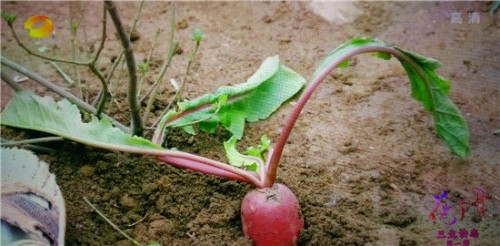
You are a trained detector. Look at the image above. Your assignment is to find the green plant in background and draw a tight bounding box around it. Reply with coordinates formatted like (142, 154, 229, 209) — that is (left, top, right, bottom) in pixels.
(1, 10, 17, 26)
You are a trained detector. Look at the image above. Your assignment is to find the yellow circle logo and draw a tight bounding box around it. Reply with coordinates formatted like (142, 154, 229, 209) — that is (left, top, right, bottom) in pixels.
(24, 15, 53, 38)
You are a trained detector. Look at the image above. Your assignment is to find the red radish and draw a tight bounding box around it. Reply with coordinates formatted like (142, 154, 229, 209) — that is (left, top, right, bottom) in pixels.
(153, 39, 467, 245)
(241, 183, 303, 245)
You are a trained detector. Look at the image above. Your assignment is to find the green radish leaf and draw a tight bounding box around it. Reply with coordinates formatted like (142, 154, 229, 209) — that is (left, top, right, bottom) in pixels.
(313, 37, 469, 159)
(224, 134, 270, 172)
(338, 60, 349, 68)
(182, 125, 196, 135)
(156, 56, 306, 139)
(0, 92, 164, 153)
(223, 136, 259, 171)
(374, 52, 391, 60)
(396, 48, 469, 158)
(245, 134, 271, 161)
(313, 37, 387, 79)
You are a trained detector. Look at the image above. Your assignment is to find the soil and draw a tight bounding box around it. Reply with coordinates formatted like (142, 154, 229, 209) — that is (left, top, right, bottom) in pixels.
(1, 1, 499, 245)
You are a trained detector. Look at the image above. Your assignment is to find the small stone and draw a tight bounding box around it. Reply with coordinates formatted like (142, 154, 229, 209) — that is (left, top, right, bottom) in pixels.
(142, 182, 158, 193)
(177, 19, 188, 29)
(79, 165, 95, 177)
(96, 161, 109, 172)
(471, 214, 482, 223)
(262, 15, 272, 23)
(101, 193, 111, 202)
(381, 206, 416, 227)
(120, 194, 138, 209)
(149, 218, 174, 236)
(130, 30, 140, 42)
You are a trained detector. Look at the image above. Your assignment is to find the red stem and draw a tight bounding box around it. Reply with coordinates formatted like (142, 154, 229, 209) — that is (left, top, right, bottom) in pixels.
(157, 155, 257, 183)
(154, 151, 263, 187)
(263, 45, 421, 187)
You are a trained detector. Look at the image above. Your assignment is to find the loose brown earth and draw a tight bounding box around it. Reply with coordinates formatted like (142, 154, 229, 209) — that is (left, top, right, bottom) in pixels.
(1, 1, 499, 245)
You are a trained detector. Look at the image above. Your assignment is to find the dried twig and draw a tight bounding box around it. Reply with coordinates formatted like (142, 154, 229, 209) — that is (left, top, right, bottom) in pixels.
(105, 0, 143, 136)
(152, 28, 203, 128)
(1, 70, 23, 92)
(83, 197, 144, 246)
(0, 138, 53, 153)
(142, 4, 177, 125)
(91, 50, 124, 107)
(0, 136, 64, 147)
(50, 62, 75, 85)
(137, 27, 161, 98)
(92, 0, 145, 108)
(7, 21, 88, 66)
(69, 3, 82, 98)
(78, 1, 91, 59)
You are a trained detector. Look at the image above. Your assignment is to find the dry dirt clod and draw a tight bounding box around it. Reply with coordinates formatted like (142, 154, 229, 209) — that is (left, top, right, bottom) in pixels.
(177, 19, 189, 29)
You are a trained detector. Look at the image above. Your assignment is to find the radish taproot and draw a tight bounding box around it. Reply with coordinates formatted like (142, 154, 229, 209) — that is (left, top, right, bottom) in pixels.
(241, 184, 303, 245)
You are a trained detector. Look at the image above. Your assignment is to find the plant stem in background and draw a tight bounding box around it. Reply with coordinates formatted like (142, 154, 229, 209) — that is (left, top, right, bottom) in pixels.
(77, 1, 92, 102)
(7, 21, 87, 66)
(130, 1, 145, 36)
(4, 4, 110, 118)
(137, 27, 161, 98)
(89, 65, 110, 117)
(78, 1, 91, 59)
(92, 0, 144, 108)
(0, 136, 63, 147)
(142, 4, 176, 125)
(110, 61, 126, 100)
(69, 2, 83, 98)
(105, 0, 143, 136)
(0, 70, 23, 92)
(174, 28, 204, 104)
(0, 56, 131, 133)
(83, 197, 144, 246)
(0, 137, 54, 153)
(151, 28, 203, 128)
(92, 50, 124, 107)
(50, 62, 76, 85)
(89, 5, 109, 117)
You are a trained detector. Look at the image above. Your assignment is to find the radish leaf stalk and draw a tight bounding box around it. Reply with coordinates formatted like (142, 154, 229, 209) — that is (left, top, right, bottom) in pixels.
(264, 37, 469, 187)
